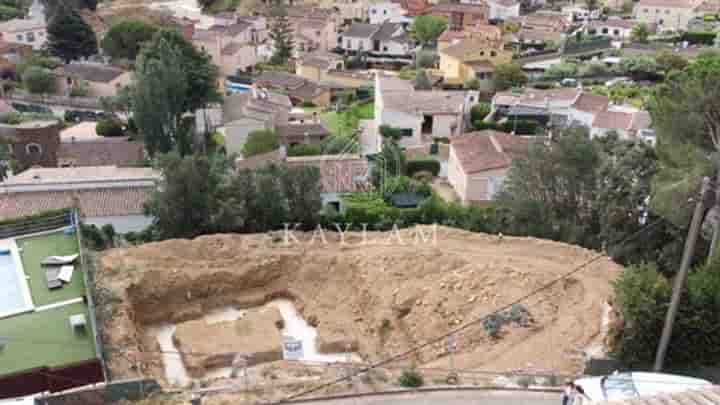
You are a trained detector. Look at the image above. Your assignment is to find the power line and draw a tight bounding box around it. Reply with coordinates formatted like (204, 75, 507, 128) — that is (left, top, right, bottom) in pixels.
(275, 213, 682, 403)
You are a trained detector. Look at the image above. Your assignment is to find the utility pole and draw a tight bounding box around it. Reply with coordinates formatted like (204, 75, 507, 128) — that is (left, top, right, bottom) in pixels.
(707, 166, 720, 266)
(654, 177, 711, 372)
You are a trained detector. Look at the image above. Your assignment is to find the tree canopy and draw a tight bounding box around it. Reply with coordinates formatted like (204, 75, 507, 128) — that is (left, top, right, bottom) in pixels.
(269, 5, 294, 66)
(410, 15, 448, 46)
(46, 4, 98, 63)
(242, 129, 280, 157)
(492, 63, 528, 91)
(101, 20, 159, 61)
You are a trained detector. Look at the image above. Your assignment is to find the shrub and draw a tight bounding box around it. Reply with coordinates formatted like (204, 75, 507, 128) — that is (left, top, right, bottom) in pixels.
(101, 224, 116, 248)
(416, 50, 438, 68)
(398, 369, 424, 388)
(483, 314, 503, 338)
(242, 129, 279, 157)
(379, 125, 402, 141)
(288, 144, 322, 156)
(96, 119, 124, 137)
(406, 157, 440, 177)
(531, 81, 556, 90)
(681, 31, 717, 45)
(22, 66, 55, 94)
(300, 101, 317, 108)
(471, 102, 492, 123)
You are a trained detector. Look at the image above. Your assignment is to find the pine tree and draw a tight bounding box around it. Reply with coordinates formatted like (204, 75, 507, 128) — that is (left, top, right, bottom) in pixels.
(269, 5, 294, 66)
(46, 5, 98, 63)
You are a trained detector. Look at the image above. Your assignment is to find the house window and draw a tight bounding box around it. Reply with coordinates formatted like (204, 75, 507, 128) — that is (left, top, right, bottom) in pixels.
(383, 46, 388, 51)
(26, 143, 42, 155)
(602, 27, 609, 34)
(480, 50, 484, 56)
(665, 9, 670, 13)
(400, 128, 413, 137)
(383, 9, 387, 14)
(26, 32, 35, 42)
(614, 29, 620, 35)
(347, 40, 352, 48)
(16, 34, 23, 41)
(643, 8, 648, 12)
(487, 176, 504, 198)
(490, 50, 496, 57)
(372, 8, 377, 13)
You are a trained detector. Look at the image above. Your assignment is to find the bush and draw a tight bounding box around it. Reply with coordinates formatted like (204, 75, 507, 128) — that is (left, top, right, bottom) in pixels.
(471, 102, 492, 123)
(681, 31, 717, 45)
(406, 158, 440, 177)
(300, 101, 317, 108)
(22, 66, 55, 94)
(288, 143, 322, 156)
(530, 81, 556, 90)
(416, 50, 438, 68)
(379, 125, 402, 141)
(398, 369, 424, 388)
(242, 129, 279, 157)
(96, 119, 124, 137)
(483, 314, 503, 338)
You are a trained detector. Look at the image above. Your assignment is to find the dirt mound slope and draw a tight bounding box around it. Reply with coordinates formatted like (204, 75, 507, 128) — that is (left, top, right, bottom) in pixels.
(98, 226, 621, 382)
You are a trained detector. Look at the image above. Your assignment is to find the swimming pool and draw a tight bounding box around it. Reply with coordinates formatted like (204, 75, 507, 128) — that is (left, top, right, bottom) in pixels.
(0, 246, 32, 318)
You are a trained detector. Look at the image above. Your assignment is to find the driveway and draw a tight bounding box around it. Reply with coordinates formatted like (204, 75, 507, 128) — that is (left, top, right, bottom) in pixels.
(293, 390, 560, 405)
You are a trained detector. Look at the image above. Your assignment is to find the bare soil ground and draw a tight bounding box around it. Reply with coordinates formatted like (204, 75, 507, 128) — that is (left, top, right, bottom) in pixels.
(96, 226, 621, 386)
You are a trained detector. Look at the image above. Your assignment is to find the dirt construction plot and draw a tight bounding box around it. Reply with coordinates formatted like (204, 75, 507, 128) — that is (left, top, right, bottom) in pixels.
(97, 226, 622, 385)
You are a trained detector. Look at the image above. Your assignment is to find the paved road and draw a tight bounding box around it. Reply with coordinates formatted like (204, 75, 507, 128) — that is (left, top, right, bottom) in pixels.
(294, 390, 561, 405)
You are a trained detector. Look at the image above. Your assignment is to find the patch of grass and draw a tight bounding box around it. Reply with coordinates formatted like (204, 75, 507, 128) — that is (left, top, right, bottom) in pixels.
(0, 302, 96, 376)
(322, 102, 374, 137)
(17, 230, 85, 307)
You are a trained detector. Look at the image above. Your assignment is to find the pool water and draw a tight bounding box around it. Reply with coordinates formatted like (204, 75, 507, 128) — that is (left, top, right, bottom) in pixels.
(0, 250, 29, 318)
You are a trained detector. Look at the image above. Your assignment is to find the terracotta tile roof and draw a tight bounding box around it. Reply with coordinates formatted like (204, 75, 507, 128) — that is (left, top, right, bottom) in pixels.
(0, 187, 153, 219)
(588, 18, 637, 30)
(494, 87, 581, 108)
(0, 99, 16, 115)
(286, 154, 370, 193)
(592, 110, 633, 130)
(5, 166, 159, 185)
(440, 38, 503, 60)
(56, 63, 128, 83)
(572, 92, 610, 113)
(393, 0, 432, 16)
(427, 3, 488, 14)
(451, 130, 531, 174)
(637, 0, 693, 8)
(58, 138, 145, 167)
(278, 123, 331, 142)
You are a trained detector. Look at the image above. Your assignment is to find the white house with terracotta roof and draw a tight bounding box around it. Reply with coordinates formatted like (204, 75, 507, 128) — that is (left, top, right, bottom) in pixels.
(633, 0, 701, 31)
(586, 18, 648, 40)
(192, 15, 267, 76)
(0, 166, 160, 233)
(462, 0, 520, 20)
(591, 109, 653, 142)
(374, 75, 479, 149)
(0, 0, 46, 50)
(447, 130, 531, 202)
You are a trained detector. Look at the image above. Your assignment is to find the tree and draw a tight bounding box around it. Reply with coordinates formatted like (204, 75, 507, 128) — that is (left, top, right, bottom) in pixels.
(372, 139, 406, 187)
(44, 0, 98, 16)
(132, 29, 218, 156)
(492, 63, 528, 91)
(585, 0, 599, 12)
(414, 69, 432, 90)
(46, 5, 98, 63)
(654, 51, 688, 74)
(281, 165, 323, 228)
(242, 129, 279, 157)
(630, 23, 650, 43)
(410, 15, 448, 46)
(620, 55, 659, 79)
(145, 153, 227, 239)
(269, 5, 294, 66)
(22, 66, 55, 94)
(101, 20, 159, 61)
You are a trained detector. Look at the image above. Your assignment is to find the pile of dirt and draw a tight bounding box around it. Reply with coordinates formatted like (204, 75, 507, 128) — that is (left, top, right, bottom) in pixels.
(174, 306, 284, 377)
(97, 226, 622, 383)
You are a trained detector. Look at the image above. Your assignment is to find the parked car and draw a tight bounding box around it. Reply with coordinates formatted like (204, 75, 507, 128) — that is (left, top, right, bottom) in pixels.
(605, 77, 633, 87)
(560, 78, 578, 87)
(574, 372, 712, 403)
(64, 110, 106, 122)
(11, 102, 51, 114)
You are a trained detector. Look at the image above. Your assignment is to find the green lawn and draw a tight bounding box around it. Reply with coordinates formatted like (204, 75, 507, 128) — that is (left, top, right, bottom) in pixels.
(17, 231, 85, 307)
(323, 102, 374, 137)
(0, 302, 96, 375)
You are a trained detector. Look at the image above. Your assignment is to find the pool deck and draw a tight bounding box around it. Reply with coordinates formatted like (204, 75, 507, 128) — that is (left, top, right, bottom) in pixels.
(0, 239, 34, 319)
(0, 228, 97, 377)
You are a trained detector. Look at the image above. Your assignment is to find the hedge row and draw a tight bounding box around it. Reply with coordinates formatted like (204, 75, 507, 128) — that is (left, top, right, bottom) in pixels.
(0, 208, 73, 227)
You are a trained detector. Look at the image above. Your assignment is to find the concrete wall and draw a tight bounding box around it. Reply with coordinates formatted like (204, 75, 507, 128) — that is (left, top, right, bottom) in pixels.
(634, 4, 694, 31)
(380, 108, 423, 147)
(432, 114, 457, 138)
(379, 39, 411, 56)
(343, 36, 372, 52)
(85, 215, 154, 234)
(0, 121, 61, 172)
(297, 64, 323, 82)
(447, 145, 468, 201)
(448, 145, 508, 202)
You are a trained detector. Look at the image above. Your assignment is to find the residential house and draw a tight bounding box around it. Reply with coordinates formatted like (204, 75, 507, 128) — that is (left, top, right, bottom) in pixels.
(0, 39, 32, 63)
(566, 92, 611, 127)
(312, 0, 376, 24)
(586, 18, 649, 40)
(287, 7, 339, 55)
(57, 122, 145, 168)
(0, 166, 160, 232)
(193, 15, 267, 76)
(254, 71, 332, 106)
(505, 13, 569, 47)
(438, 38, 512, 89)
(0, 120, 61, 173)
(447, 130, 531, 202)
(374, 75, 479, 149)
(219, 88, 292, 155)
(591, 109, 653, 141)
(0, 0, 46, 50)
(461, 0, 520, 20)
(278, 121, 331, 146)
(296, 53, 375, 89)
(424, 4, 490, 30)
(54, 63, 133, 98)
(369, 2, 413, 25)
(340, 21, 416, 58)
(394, 0, 432, 18)
(236, 150, 371, 210)
(633, 0, 699, 31)
(437, 23, 503, 49)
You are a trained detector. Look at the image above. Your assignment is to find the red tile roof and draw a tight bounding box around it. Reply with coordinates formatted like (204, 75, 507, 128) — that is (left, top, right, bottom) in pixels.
(393, 0, 432, 16)
(592, 110, 633, 130)
(572, 93, 610, 113)
(0, 187, 153, 219)
(451, 130, 531, 174)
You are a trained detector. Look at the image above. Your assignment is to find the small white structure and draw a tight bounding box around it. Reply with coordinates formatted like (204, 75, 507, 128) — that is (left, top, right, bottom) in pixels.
(340, 21, 415, 57)
(0, 0, 47, 50)
(369, 2, 413, 25)
(69, 314, 86, 330)
(462, 0, 520, 20)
